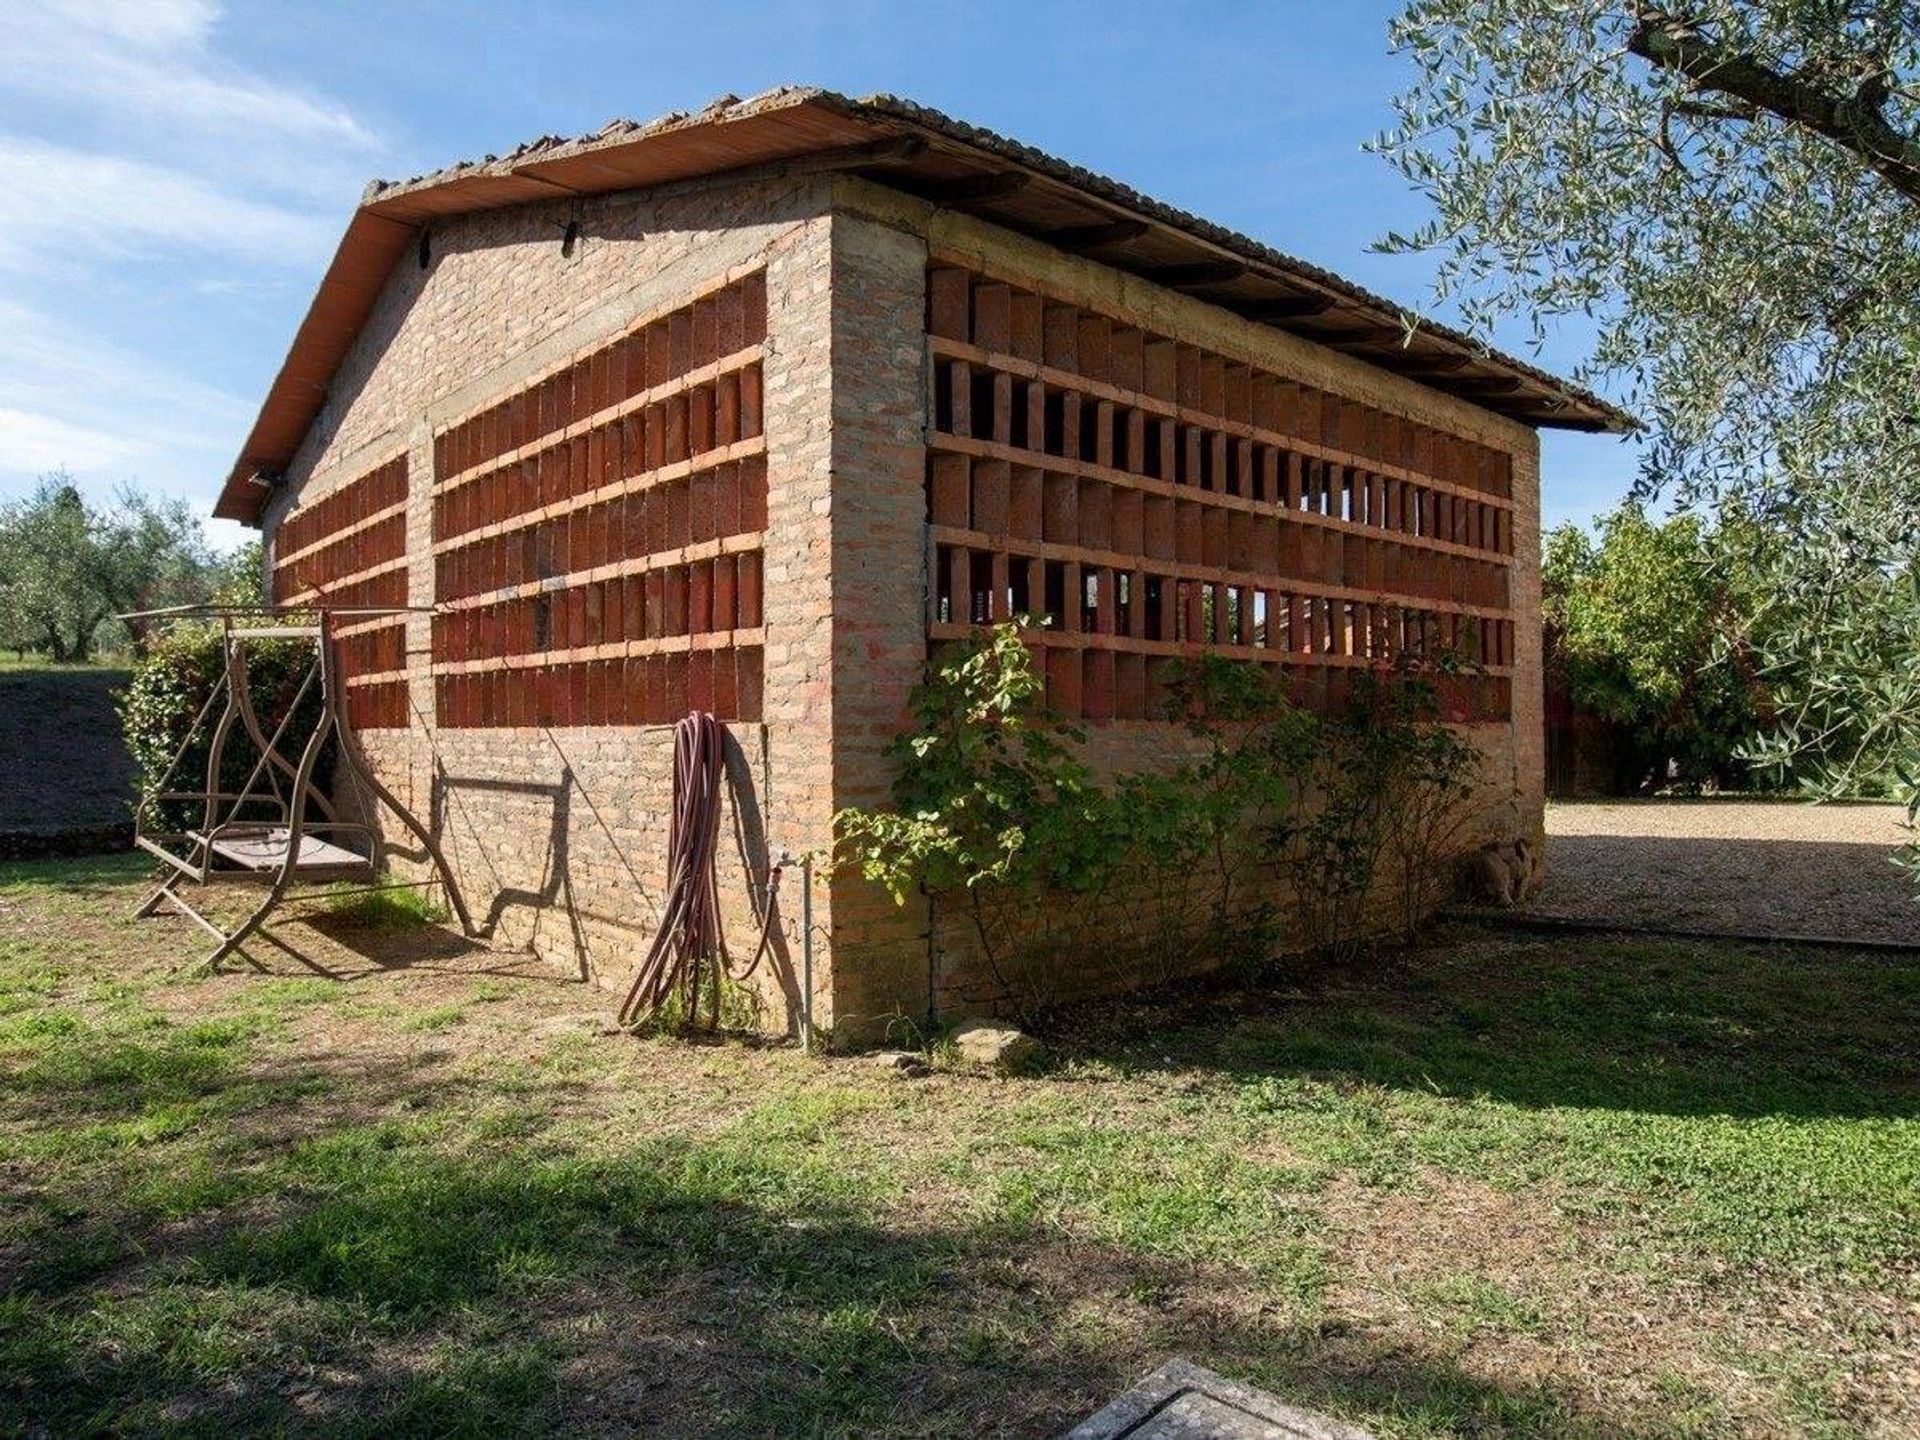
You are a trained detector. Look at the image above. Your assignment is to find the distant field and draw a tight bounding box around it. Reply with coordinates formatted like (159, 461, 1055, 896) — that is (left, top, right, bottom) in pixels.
(0, 665, 136, 849)
(0, 654, 133, 672)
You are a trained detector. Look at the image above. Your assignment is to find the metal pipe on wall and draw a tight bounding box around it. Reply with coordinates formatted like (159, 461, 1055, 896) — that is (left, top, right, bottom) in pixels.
(800, 851, 814, 1053)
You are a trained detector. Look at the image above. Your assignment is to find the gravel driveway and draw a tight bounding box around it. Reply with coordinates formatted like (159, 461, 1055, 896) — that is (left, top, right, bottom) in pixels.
(1526, 800, 1917, 945)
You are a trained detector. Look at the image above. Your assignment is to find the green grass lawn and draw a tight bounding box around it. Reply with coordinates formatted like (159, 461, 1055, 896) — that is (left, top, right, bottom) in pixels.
(1, 854, 1914, 1437)
(0, 655, 131, 673)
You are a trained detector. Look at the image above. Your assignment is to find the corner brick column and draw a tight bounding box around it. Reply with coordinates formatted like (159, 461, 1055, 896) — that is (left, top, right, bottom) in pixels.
(396, 419, 437, 832)
(819, 206, 933, 1041)
(758, 210, 845, 1034)
(1507, 431, 1545, 846)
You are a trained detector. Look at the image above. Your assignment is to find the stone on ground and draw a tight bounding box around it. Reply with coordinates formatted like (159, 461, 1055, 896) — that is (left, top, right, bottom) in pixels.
(951, 1019, 1043, 1075)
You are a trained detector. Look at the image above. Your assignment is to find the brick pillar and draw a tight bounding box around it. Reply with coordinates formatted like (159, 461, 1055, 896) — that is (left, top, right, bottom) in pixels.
(1508, 430, 1545, 848)
(398, 418, 437, 836)
(819, 204, 932, 1041)
(759, 208, 844, 1037)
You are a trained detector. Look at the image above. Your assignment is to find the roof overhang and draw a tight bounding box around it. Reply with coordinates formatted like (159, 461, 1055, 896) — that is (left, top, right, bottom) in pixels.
(216, 87, 1631, 525)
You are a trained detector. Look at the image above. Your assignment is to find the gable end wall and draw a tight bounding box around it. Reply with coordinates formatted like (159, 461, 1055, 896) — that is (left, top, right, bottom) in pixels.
(260, 174, 843, 1031)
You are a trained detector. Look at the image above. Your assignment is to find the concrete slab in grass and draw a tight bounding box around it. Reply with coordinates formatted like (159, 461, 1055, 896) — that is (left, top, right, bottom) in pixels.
(1062, 1360, 1376, 1440)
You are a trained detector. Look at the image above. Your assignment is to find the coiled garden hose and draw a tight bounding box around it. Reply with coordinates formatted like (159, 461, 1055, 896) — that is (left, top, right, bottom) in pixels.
(617, 712, 781, 1027)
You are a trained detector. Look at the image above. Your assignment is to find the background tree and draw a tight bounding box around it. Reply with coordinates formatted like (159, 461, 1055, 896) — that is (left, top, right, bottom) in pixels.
(208, 540, 266, 609)
(0, 476, 220, 661)
(1374, 2, 1920, 811)
(1544, 503, 1762, 789)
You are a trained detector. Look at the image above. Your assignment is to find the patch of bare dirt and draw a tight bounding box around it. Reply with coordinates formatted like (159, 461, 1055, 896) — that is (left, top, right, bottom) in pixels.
(1322, 1171, 1918, 1438)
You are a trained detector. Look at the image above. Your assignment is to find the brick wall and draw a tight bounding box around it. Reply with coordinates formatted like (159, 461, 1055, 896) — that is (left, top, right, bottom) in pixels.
(264, 176, 838, 1026)
(822, 178, 1544, 1031)
(270, 453, 409, 730)
(816, 211, 934, 1037)
(921, 259, 1516, 723)
(427, 269, 769, 729)
(260, 167, 1545, 1043)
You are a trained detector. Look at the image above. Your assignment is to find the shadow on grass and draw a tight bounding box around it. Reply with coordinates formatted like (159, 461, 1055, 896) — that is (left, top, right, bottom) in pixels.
(91, 885, 572, 987)
(3, 861, 1900, 1436)
(242, 913, 589, 989)
(0, 1069, 1671, 1440)
(1054, 924, 1920, 1122)
(0, 1021, 586, 1137)
(253, 909, 495, 979)
(0, 988, 1656, 1437)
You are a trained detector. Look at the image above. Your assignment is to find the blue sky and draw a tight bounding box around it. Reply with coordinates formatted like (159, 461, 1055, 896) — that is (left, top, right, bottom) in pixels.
(0, 0, 1637, 550)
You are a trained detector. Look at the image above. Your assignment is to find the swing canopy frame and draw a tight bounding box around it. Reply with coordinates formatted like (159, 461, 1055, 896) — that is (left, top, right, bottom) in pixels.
(125, 604, 474, 968)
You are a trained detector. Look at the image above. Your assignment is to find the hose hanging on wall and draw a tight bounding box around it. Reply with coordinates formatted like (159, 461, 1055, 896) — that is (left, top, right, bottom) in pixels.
(617, 712, 781, 1028)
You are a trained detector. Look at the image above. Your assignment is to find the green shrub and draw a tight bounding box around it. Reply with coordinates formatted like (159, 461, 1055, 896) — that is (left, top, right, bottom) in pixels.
(1129, 654, 1320, 967)
(834, 622, 1126, 1018)
(1269, 657, 1486, 955)
(118, 624, 331, 834)
(1544, 504, 1762, 791)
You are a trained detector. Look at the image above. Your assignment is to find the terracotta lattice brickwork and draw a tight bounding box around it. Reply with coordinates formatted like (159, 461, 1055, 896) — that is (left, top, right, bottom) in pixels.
(270, 454, 409, 729)
(924, 263, 1514, 721)
(429, 270, 768, 726)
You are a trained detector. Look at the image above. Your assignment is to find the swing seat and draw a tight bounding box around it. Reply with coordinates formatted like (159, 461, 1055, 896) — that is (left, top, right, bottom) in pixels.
(126, 605, 476, 970)
(194, 825, 375, 884)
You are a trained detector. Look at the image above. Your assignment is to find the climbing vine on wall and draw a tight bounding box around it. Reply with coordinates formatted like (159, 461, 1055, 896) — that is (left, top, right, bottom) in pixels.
(834, 623, 1485, 1023)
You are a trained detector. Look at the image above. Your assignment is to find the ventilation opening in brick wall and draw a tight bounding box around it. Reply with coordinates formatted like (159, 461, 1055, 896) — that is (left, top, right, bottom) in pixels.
(922, 262, 1515, 723)
(429, 269, 768, 728)
(271, 452, 410, 730)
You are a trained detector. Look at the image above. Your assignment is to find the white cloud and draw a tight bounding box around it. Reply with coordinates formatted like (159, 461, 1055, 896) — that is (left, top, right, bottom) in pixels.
(0, 408, 143, 476)
(0, 0, 382, 271)
(0, 298, 251, 508)
(0, 298, 247, 426)
(0, 1, 382, 539)
(2, 1, 377, 157)
(53, 0, 220, 51)
(0, 136, 336, 270)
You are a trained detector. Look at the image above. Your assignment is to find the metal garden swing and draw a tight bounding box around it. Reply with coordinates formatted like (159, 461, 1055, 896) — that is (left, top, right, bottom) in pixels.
(127, 605, 474, 968)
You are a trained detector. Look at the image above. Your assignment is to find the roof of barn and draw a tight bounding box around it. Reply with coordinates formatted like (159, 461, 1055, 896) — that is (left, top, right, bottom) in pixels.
(217, 86, 1630, 524)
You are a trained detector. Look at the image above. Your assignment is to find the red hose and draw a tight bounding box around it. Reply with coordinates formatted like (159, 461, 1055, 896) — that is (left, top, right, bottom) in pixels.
(617, 713, 781, 1028)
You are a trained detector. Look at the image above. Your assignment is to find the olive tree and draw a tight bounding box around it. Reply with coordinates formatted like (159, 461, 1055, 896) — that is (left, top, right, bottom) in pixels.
(1374, 0, 1920, 836)
(0, 476, 216, 661)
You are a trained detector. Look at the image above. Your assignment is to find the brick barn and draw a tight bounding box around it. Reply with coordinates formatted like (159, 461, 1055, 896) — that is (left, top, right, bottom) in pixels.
(218, 89, 1626, 1040)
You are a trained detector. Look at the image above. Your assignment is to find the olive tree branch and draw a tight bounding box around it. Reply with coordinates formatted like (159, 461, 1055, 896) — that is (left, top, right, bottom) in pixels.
(1629, 4, 1920, 205)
